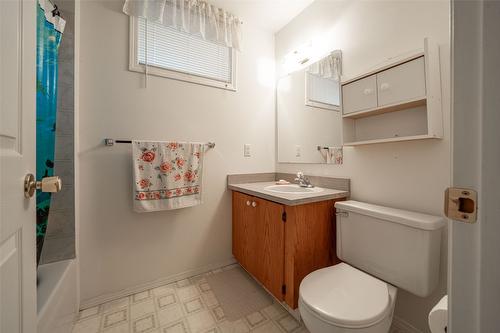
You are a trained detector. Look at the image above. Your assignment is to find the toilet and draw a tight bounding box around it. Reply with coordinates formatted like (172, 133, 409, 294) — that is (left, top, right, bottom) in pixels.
(299, 200, 444, 333)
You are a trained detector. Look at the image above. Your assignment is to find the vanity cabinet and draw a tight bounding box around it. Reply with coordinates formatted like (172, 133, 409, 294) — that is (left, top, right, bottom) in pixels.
(232, 191, 343, 309)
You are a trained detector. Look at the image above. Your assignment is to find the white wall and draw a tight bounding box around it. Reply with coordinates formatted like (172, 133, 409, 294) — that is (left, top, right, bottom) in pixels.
(78, 0, 276, 303)
(275, 1, 450, 332)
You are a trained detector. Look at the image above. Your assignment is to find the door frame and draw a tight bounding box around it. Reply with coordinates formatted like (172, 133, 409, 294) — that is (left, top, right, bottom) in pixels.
(449, 0, 500, 331)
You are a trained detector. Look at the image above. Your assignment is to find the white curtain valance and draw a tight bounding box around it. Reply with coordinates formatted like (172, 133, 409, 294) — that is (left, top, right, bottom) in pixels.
(307, 51, 342, 81)
(123, 0, 242, 51)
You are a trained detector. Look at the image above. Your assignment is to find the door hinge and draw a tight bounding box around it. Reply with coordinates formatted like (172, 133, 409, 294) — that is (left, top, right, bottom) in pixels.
(282, 211, 287, 222)
(444, 187, 478, 223)
(282, 284, 286, 294)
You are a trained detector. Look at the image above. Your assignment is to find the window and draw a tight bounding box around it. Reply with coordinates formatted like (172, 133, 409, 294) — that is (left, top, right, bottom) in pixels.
(129, 17, 236, 90)
(305, 72, 340, 111)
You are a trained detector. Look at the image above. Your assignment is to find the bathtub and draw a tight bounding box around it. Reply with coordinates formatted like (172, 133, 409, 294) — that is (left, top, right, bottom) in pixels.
(37, 259, 78, 333)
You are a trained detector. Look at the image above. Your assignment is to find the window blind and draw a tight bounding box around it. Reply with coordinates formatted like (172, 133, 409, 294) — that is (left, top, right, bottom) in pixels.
(137, 18, 232, 83)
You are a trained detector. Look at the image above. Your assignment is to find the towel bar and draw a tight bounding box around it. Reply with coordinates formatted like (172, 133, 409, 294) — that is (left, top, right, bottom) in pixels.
(104, 138, 215, 149)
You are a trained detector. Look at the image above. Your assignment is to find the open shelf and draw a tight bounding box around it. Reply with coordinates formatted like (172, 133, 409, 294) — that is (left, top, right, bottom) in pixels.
(343, 134, 438, 146)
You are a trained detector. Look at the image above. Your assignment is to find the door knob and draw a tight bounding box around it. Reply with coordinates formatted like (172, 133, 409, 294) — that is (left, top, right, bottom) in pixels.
(24, 174, 62, 198)
(246, 200, 251, 206)
(251, 201, 257, 207)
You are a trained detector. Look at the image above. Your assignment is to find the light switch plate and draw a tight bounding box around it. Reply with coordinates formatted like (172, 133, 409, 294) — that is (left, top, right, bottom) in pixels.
(244, 144, 251, 157)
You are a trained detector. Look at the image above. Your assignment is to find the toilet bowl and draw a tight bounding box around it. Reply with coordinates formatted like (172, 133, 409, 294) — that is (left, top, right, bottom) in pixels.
(299, 263, 397, 333)
(298, 200, 444, 333)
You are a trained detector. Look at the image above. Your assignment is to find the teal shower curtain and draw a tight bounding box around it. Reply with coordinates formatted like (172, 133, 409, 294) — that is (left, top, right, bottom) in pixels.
(36, 1, 65, 265)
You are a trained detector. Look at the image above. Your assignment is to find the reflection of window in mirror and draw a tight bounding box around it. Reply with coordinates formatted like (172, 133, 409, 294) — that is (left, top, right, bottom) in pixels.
(305, 73, 340, 110)
(304, 51, 342, 111)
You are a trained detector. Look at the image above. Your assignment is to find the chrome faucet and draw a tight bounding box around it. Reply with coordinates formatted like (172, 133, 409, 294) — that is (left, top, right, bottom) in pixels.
(295, 172, 313, 188)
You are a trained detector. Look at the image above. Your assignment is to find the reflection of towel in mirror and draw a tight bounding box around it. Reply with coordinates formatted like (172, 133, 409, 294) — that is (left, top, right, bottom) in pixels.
(132, 141, 205, 212)
(327, 147, 343, 164)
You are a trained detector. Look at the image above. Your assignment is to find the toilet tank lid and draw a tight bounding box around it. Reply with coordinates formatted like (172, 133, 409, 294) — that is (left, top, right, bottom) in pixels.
(335, 201, 445, 230)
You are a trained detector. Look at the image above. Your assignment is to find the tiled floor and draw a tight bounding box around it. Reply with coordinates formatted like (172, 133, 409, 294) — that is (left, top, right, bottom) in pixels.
(72, 264, 308, 333)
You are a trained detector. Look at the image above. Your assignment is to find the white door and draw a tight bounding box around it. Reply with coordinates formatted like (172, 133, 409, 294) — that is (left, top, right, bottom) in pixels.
(449, 1, 500, 332)
(0, 1, 37, 333)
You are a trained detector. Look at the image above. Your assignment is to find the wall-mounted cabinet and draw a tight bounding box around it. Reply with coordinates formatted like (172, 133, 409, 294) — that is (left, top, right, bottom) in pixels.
(341, 39, 442, 146)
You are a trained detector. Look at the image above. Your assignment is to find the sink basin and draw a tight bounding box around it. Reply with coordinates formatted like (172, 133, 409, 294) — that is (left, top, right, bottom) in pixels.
(264, 184, 324, 194)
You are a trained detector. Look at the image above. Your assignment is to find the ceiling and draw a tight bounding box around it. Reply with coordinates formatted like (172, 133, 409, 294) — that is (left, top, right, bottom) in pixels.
(210, 0, 315, 32)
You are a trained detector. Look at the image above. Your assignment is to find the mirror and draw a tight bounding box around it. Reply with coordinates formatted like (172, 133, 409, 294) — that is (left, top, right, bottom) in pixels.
(277, 51, 343, 164)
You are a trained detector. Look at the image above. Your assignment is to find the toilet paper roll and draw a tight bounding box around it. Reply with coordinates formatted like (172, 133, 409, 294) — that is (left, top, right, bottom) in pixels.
(428, 295, 448, 333)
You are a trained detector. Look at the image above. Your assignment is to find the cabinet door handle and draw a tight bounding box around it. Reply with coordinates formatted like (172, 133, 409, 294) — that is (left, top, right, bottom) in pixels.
(363, 88, 374, 95)
(252, 201, 257, 207)
(379, 83, 390, 91)
(246, 200, 251, 206)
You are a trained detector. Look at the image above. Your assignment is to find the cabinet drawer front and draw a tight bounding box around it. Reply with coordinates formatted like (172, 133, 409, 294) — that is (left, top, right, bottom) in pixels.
(377, 57, 426, 106)
(342, 75, 378, 114)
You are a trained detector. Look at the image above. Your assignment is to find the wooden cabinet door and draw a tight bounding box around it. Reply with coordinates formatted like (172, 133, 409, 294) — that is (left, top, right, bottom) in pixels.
(284, 199, 340, 308)
(232, 192, 285, 301)
(251, 197, 285, 300)
(232, 191, 255, 270)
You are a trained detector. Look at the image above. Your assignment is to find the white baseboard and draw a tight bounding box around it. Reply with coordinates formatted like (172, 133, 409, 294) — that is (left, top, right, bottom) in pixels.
(391, 316, 424, 333)
(80, 258, 237, 310)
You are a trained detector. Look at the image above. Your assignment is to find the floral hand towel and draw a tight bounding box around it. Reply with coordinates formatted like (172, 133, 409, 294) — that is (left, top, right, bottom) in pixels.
(327, 147, 343, 165)
(132, 141, 205, 212)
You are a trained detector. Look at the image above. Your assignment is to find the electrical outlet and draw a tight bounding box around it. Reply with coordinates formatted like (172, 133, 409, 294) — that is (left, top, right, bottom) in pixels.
(244, 144, 251, 157)
(295, 145, 301, 157)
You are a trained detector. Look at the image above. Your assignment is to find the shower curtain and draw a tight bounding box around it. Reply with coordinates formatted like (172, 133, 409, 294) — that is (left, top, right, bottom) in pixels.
(36, 0, 65, 265)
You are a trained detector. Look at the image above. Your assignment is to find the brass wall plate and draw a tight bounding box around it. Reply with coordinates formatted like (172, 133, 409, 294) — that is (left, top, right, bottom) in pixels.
(444, 187, 478, 223)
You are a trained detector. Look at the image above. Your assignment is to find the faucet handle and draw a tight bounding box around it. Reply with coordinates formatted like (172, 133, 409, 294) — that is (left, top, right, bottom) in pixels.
(296, 171, 304, 178)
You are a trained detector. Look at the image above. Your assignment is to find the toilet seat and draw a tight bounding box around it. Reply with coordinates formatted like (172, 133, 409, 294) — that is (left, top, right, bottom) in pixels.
(299, 263, 392, 329)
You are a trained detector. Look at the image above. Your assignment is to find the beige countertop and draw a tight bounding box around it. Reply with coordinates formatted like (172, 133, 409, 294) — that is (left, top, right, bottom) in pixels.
(228, 181, 349, 206)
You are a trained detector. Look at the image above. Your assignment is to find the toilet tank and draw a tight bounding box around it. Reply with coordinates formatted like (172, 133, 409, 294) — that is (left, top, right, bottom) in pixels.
(335, 201, 444, 297)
